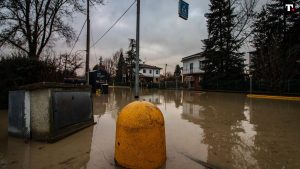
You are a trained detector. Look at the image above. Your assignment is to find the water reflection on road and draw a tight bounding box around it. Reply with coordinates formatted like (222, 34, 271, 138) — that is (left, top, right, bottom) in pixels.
(1, 88, 300, 169)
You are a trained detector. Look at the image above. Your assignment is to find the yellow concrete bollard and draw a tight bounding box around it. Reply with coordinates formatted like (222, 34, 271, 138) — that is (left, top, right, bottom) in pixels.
(115, 101, 166, 169)
(95, 89, 101, 96)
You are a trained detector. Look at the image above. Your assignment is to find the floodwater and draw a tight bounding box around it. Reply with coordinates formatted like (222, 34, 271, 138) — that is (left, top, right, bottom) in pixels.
(1, 88, 300, 169)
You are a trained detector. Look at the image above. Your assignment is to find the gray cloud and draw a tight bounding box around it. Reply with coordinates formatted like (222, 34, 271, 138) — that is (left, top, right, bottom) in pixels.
(56, 0, 266, 75)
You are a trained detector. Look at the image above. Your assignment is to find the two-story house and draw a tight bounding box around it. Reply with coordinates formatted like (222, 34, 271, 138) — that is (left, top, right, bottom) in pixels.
(138, 64, 162, 83)
(181, 53, 205, 90)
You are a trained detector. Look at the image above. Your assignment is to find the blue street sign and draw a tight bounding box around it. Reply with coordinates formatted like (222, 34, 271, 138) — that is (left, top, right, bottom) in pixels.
(179, 0, 189, 20)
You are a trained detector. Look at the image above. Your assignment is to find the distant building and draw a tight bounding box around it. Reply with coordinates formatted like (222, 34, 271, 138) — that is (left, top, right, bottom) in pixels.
(134, 64, 162, 83)
(181, 53, 205, 90)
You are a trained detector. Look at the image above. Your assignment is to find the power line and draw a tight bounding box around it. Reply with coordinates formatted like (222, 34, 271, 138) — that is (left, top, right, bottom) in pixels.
(68, 19, 87, 56)
(91, 0, 136, 48)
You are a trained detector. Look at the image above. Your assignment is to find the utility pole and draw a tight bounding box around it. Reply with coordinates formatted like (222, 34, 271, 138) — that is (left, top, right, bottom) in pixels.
(135, 0, 140, 98)
(164, 64, 167, 88)
(85, 0, 90, 85)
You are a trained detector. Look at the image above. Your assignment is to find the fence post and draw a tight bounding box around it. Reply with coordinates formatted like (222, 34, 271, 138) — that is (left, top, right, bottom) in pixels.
(176, 77, 178, 90)
(235, 80, 237, 91)
(287, 80, 290, 93)
(250, 76, 253, 94)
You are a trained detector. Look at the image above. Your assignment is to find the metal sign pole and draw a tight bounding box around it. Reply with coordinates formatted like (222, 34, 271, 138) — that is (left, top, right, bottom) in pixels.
(176, 76, 178, 90)
(135, 0, 140, 98)
(85, 0, 90, 85)
(250, 74, 253, 94)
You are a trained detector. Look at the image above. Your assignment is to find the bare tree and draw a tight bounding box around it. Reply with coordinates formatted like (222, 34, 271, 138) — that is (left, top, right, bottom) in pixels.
(0, 0, 103, 59)
(231, 0, 259, 45)
(113, 49, 122, 70)
(42, 52, 83, 77)
(59, 53, 83, 76)
(103, 57, 114, 77)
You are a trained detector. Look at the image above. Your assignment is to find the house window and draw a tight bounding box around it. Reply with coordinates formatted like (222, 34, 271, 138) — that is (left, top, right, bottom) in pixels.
(156, 70, 159, 74)
(199, 61, 204, 69)
(143, 69, 146, 73)
(190, 63, 193, 73)
(149, 70, 152, 74)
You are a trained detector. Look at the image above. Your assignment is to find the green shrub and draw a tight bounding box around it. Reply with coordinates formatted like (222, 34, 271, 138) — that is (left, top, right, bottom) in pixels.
(0, 55, 64, 108)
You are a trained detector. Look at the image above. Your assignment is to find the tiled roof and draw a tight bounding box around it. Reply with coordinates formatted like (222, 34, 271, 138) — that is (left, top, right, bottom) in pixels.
(181, 52, 203, 62)
(138, 64, 162, 69)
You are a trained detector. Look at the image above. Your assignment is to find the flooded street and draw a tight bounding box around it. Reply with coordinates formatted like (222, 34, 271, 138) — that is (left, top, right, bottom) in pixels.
(1, 88, 300, 169)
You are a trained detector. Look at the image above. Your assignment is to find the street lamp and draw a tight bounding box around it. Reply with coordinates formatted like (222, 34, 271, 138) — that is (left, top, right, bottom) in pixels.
(175, 73, 180, 90)
(249, 73, 253, 94)
(164, 64, 167, 88)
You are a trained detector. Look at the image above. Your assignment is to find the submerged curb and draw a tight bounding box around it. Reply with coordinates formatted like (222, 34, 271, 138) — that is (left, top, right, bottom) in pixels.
(247, 94, 300, 101)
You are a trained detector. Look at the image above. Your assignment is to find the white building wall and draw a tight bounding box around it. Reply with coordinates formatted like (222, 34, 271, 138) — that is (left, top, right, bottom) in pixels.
(182, 102, 205, 120)
(182, 57, 205, 75)
(139, 68, 160, 77)
(140, 94, 161, 104)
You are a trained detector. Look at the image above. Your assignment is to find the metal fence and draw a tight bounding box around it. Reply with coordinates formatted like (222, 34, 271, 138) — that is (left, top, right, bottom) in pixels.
(109, 79, 300, 95)
(250, 79, 300, 94)
(202, 80, 247, 91)
(202, 79, 300, 94)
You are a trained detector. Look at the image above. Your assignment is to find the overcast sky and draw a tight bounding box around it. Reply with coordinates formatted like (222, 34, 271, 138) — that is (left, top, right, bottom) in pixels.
(56, 0, 265, 75)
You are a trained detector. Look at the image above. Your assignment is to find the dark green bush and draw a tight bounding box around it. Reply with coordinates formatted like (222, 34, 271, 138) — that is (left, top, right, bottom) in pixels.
(0, 56, 64, 108)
